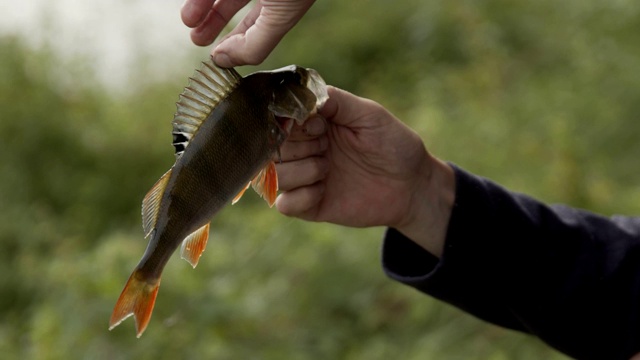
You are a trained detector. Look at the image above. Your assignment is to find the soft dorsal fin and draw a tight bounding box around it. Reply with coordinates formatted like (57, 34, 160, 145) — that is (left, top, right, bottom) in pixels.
(180, 223, 210, 268)
(172, 58, 242, 158)
(142, 168, 173, 238)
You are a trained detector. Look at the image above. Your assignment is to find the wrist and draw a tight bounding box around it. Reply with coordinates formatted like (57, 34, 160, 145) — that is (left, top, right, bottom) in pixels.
(393, 155, 455, 258)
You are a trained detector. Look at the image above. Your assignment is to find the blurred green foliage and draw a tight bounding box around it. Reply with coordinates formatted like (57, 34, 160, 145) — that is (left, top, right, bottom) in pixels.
(1, 0, 640, 358)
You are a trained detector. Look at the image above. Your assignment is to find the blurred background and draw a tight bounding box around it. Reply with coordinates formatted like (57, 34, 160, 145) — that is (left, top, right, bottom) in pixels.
(2, 0, 640, 358)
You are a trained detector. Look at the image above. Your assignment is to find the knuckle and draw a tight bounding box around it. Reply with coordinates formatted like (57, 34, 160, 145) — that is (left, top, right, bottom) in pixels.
(309, 157, 327, 177)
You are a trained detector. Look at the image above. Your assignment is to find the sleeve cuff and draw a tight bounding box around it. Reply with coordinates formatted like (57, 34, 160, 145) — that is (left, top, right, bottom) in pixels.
(381, 227, 441, 284)
(380, 164, 528, 332)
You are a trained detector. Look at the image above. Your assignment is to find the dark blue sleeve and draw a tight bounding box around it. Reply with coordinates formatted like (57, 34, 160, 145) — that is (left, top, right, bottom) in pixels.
(382, 165, 640, 360)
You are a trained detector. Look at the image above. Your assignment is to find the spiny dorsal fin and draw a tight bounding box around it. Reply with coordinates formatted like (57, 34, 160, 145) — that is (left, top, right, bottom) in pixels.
(251, 161, 279, 207)
(142, 168, 172, 238)
(180, 223, 210, 268)
(172, 58, 242, 158)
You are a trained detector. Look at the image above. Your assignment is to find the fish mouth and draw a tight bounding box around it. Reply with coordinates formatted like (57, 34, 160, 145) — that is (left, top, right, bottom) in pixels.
(270, 66, 328, 137)
(276, 116, 295, 136)
(305, 68, 329, 110)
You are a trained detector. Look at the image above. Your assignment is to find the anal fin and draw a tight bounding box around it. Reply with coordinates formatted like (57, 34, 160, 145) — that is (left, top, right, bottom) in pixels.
(180, 223, 210, 268)
(251, 161, 278, 207)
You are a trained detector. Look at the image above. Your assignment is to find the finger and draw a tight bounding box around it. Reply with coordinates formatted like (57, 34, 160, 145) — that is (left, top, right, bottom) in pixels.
(210, 4, 263, 66)
(275, 156, 328, 191)
(277, 136, 327, 162)
(212, 2, 300, 66)
(276, 183, 324, 220)
(190, 0, 252, 47)
(319, 86, 386, 128)
(181, 0, 214, 28)
(317, 86, 342, 120)
(214, 1, 261, 42)
(212, 31, 282, 66)
(287, 115, 328, 141)
(211, 0, 316, 66)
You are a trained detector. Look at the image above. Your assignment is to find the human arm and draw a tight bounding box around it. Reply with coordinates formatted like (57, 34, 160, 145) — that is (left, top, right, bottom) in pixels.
(181, 0, 316, 67)
(383, 167, 640, 359)
(277, 86, 640, 359)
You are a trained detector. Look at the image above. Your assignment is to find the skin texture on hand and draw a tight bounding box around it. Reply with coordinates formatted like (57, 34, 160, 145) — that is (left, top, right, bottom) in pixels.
(275, 86, 455, 257)
(181, 0, 316, 67)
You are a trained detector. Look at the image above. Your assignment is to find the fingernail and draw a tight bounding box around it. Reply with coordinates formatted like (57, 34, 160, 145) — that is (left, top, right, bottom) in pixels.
(304, 116, 327, 136)
(212, 52, 232, 68)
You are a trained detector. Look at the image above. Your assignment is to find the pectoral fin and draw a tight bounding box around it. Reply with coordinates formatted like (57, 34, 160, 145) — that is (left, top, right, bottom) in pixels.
(180, 223, 210, 268)
(251, 161, 278, 207)
(231, 182, 251, 205)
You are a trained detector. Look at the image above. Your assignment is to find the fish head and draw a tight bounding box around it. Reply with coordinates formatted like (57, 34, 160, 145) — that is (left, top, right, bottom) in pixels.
(260, 65, 329, 130)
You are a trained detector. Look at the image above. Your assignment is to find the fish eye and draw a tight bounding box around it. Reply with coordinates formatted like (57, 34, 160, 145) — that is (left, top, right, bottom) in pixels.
(269, 124, 281, 138)
(267, 124, 282, 145)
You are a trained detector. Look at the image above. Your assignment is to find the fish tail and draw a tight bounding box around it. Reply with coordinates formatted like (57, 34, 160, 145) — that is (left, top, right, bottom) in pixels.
(109, 270, 161, 338)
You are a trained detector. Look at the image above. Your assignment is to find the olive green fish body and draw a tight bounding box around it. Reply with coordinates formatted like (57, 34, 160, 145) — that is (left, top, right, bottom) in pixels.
(110, 59, 328, 337)
(137, 76, 283, 280)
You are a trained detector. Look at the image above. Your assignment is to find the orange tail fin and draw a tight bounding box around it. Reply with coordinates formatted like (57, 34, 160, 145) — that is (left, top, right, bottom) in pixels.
(109, 270, 161, 338)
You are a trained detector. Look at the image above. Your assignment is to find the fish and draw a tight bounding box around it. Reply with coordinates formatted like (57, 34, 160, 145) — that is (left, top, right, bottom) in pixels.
(109, 57, 328, 337)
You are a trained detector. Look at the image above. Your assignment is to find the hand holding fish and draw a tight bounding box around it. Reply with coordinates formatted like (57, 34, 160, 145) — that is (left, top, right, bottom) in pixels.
(275, 87, 456, 257)
(181, 0, 316, 67)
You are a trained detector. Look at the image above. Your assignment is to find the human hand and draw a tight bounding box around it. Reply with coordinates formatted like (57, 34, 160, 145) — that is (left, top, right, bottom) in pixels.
(275, 86, 455, 256)
(181, 0, 316, 67)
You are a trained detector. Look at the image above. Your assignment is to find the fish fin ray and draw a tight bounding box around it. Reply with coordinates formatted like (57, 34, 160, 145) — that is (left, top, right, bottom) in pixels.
(142, 168, 172, 238)
(180, 223, 210, 268)
(109, 270, 160, 338)
(232, 182, 251, 205)
(251, 161, 278, 207)
(172, 58, 241, 156)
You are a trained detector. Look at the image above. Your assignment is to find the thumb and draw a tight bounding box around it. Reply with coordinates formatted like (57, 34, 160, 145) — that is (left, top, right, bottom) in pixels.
(211, 4, 296, 67)
(212, 25, 286, 67)
(319, 86, 387, 128)
(211, 0, 315, 67)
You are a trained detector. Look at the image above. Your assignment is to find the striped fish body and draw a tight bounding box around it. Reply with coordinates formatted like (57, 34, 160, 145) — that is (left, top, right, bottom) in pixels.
(109, 59, 328, 337)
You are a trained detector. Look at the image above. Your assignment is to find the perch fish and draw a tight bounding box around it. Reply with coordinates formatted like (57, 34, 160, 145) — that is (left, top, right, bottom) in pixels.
(109, 58, 328, 337)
